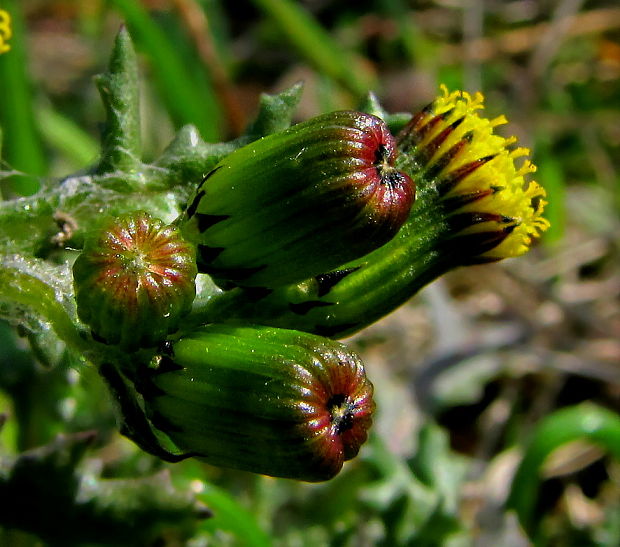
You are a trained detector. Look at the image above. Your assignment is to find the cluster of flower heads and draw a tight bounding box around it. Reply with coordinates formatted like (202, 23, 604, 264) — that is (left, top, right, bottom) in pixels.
(73, 86, 549, 482)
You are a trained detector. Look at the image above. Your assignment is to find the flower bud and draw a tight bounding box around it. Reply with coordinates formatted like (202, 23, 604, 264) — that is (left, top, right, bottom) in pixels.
(73, 211, 197, 350)
(179, 110, 414, 288)
(138, 325, 375, 482)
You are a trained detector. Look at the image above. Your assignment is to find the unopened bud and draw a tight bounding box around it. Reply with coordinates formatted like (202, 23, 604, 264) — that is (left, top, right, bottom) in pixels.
(73, 211, 197, 350)
(180, 111, 414, 288)
(139, 324, 375, 481)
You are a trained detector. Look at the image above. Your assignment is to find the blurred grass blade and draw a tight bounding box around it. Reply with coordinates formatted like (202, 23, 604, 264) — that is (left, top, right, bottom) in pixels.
(508, 403, 620, 539)
(171, 0, 245, 135)
(36, 106, 99, 172)
(198, 483, 273, 547)
(110, 0, 221, 142)
(251, 0, 374, 97)
(0, 0, 47, 195)
(379, 0, 436, 68)
(535, 135, 565, 244)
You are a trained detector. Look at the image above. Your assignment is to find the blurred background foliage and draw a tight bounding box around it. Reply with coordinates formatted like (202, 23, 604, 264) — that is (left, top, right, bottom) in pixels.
(0, 0, 619, 545)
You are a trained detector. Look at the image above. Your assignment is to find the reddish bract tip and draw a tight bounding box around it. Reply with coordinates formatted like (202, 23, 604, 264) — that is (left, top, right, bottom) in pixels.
(347, 113, 416, 241)
(296, 346, 375, 479)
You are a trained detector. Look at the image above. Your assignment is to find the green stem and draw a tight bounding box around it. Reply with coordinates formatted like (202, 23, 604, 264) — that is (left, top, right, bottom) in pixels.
(186, 186, 449, 339)
(0, 263, 89, 354)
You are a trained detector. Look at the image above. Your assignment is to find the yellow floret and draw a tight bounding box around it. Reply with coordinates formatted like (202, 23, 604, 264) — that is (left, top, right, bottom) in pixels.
(415, 85, 550, 258)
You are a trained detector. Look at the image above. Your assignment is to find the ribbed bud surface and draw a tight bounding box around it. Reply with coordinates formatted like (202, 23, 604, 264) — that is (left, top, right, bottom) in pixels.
(73, 211, 197, 350)
(180, 110, 414, 288)
(139, 325, 375, 481)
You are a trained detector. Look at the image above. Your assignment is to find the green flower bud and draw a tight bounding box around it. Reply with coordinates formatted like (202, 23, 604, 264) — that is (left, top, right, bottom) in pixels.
(73, 211, 197, 350)
(138, 325, 375, 482)
(179, 110, 414, 288)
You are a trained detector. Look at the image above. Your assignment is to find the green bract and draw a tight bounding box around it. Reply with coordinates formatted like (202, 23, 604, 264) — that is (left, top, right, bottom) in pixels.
(72, 211, 197, 350)
(179, 110, 414, 288)
(138, 324, 375, 482)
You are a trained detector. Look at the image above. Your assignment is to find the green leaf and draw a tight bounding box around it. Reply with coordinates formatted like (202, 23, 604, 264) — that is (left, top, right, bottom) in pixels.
(153, 124, 238, 188)
(408, 423, 468, 514)
(94, 25, 142, 174)
(0, 256, 86, 353)
(0, 432, 207, 545)
(153, 84, 307, 188)
(245, 81, 304, 138)
(358, 92, 389, 121)
(507, 403, 620, 540)
(358, 92, 413, 134)
(359, 434, 465, 545)
(197, 482, 273, 547)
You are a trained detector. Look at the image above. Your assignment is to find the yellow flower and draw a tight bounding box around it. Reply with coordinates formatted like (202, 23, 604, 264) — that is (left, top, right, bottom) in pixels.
(0, 9, 12, 55)
(398, 85, 550, 262)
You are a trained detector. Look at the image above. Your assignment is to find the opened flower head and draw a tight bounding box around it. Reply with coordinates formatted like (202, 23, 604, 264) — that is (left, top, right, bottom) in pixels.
(398, 85, 550, 263)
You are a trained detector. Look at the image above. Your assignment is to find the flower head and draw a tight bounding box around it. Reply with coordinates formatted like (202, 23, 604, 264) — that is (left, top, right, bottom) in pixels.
(398, 85, 549, 263)
(185, 87, 552, 341)
(139, 325, 374, 481)
(180, 110, 414, 288)
(73, 211, 197, 350)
